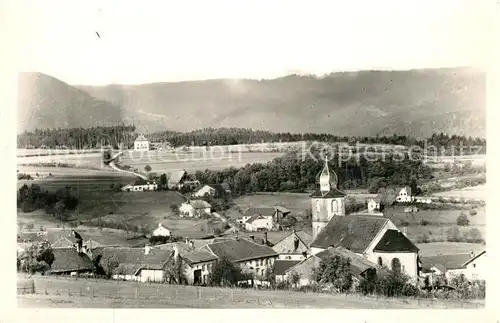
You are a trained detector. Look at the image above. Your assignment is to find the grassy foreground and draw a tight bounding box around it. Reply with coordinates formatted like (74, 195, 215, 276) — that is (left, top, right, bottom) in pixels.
(18, 275, 484, 309)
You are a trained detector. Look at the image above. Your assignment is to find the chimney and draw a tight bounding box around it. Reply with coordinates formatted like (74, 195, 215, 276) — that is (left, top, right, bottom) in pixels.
(264, 231, 268, 245)
(144, 244, 151, 255)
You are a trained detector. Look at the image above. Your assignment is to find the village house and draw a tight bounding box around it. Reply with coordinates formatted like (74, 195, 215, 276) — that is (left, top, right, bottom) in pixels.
(203, 238, 278, 280)
(277, 246, 382, 288)
(152, 222, 172, 238)
(164, 246, 219, 285)
(134, 134, 150, 151)
(193, 183, 231, 198)
(241, 206, 291, 231)
(367, 198, 381, 213)
(420, 250, 486, 281)
(167, 170, 188, 190)
(309, 157, 420, 281)
(121, 179, 158, 192)
(395, 186, 412, 203)
(272, 229, 313, 261)
(48, 247, 93, 276)
(179, 200, 212, 218)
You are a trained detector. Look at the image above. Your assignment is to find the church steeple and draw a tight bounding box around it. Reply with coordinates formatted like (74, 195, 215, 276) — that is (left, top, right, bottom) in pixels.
(319, 156, 338, 195)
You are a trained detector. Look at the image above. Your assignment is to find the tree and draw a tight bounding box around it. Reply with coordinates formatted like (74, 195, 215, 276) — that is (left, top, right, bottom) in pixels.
(281, 215, 297, 229)
(457, 213, 470, 226)
(312, 254, 353, 292)
(170, 204, 179, 216)
(102, 255, 119, 278)
(144, 164, 152, 174)
(164, 255, 187, 284)
(53, 200, 68, 229)
(467, 228, 483, 243)
(377, 187, 396, 208)
(410, 178, 420, 196)
(19, 241, 55, 274)
(208, 257, 243, 287)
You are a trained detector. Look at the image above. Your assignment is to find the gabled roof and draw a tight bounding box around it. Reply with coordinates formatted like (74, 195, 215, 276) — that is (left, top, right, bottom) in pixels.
(95, 247, 171, 275)
(397, 186, 412, 195)
(168, 170, 187, 185)
(51, 237, 76, 249)
(310, 215, 389, 253)
(309, 187, 347, 198)
(154, 242, 195, 255)
(368, 198, 381, 203)
(272, 230, 313, 249)
(274, 260, 302, 275)
(373, 229, 419, 253)
(196, 184, 231, 195)
(316, 246, 379, 279)
(420, 254, 474, 271)
(182, 249, 219, 265)
(204, 238, 278, 263)
(135, 135, 148, 142)
(49, 248, 93, 273)
(189, 199, 211, 209)
(246, 214, 267, 224)
(243, 207, 279, 218)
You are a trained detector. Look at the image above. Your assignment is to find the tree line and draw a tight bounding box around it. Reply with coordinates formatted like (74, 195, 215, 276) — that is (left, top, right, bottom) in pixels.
(18, 126, 486, 153)
(191, 149, 434, 195)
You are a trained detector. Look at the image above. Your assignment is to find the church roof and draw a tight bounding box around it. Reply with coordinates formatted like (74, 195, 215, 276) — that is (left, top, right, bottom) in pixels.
(310, 215, 389, 253)
(373, 229, 419, 253)
(309, 187, 346, 198)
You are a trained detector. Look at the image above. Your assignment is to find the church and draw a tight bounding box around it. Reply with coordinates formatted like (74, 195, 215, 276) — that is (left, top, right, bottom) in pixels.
(308, 157, 420, 280)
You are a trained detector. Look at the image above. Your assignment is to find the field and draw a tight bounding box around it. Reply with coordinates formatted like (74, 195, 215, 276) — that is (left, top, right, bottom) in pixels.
(433, 184, 486, 200)
(17, 275, 483, 309)
(415, 242, 485, 257)
(17, 149, 284, 174)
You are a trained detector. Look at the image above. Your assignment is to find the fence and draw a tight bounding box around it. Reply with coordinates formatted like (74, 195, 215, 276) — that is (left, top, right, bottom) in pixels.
(17, 279, 35, 294)
(17, 275, 484, 309)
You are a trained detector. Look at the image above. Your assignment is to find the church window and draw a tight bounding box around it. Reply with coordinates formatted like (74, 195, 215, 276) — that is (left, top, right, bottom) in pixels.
(316, 200, 321, 212)
(377, 257, 383, 266)
(391, 258, 401, 273)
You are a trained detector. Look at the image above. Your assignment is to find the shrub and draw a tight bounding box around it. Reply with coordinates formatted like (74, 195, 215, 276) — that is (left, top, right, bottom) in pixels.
(469, 210, 478, 216)
(399, 220, 410, 227)
(446, 226, 463, 242)
(419, 219, 430, 226)
(466, 228, 483, 243)
(208, 257, 243, 287)
(312, 254, 353, 293)
(456, 214, 470, 226)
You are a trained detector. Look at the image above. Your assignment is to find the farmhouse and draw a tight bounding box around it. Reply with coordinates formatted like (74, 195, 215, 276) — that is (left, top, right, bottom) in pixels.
(179, 200, 212, 218)
(241, 206, 291, 231)
(193, 183, 231, 198)
(48, 247, 93, 276)
(152, 222, 172, 237)
(168, 170, 188, 190)
(395, 186, 412, 203)
(204, 238, 278, 279)
(245, 214, 273, 232)
(134, 135, 150, 151)
(272, 230, 313, 261)
(279, 246, 382, 288)
(420, 251, 486, 281)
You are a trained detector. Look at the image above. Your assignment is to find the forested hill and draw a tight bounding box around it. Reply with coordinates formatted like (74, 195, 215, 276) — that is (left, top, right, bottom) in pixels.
(18, 67, 485, 138)
(17, 126, 486, 154)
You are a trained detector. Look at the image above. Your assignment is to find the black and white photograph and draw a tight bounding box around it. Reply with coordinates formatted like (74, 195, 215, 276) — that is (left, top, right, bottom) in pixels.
(6, 0, 496, 312)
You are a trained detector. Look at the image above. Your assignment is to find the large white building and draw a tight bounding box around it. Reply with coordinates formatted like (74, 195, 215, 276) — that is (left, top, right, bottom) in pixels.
(134, 135, 150, 151)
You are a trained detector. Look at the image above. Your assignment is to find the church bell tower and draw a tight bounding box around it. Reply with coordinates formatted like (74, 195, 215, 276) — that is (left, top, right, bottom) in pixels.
(310, 156, 346, 239)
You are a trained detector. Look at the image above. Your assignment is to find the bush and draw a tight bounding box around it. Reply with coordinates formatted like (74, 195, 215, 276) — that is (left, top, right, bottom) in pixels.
(419, 219, 430, 226)
(417, 233, 431, 243)
(469, 210, 477, 216)
(446, 226, 463, 242)
(456, 214, 470, 226)
(466, 228, 483, 243)
(312, 254, 353, 293)
(399, 220, 410, 227)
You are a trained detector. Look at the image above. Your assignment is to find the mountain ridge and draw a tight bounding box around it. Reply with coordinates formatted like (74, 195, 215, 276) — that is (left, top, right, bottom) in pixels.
(17, 67, 486, 138)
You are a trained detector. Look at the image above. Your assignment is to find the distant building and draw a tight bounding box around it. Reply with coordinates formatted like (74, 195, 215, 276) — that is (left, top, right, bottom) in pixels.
(179, 200, 212, 218)
(152, 222, 172, 237)
(245, 214, 273, 232)
(395, 186, 412, 203)
(193, 183, 231, 198)
(48, 248, 93, 276)
(167, 170, 188, 190)
(134, 135, 150, 151)
(241, 206, 291, 231)
(121, 180, 158, 192)
(164, 247, 219, 285)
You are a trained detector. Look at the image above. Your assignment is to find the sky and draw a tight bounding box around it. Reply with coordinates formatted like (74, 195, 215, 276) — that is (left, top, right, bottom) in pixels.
(7, 0, 495, 85)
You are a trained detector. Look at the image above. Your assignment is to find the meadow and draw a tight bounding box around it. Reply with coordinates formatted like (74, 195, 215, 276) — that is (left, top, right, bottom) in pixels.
(17, 275, 483, 309)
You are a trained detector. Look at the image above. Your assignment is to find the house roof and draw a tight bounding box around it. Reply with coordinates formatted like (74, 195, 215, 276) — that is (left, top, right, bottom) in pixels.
(49, 248, 93, 273)
(182, 249, 219, 265)
(168, 170, 187, 185)
(135, 135, 148, 142)
(190, 237, 233, 249)
(51, 237, 77, 249)
(368, 198, 381, 203)
(463, 250, 486, 266)
(196, 184, 230, 195)
(274, 260, 302, 275)
(190, 199, 212, 209)
(398, 186, 412, 195)
(154, 242, 195, 255)
(420, 254, 474, 271)
(272, 230, 313, 249)
(245, 214, 267, 224)
(310, 215, 389, 253)
(95, 247, 171, 275)
(373, 229, 419, 253)
(205, 238, 278, 263)
(244, 207, 277, 218)
(309, 187, 347, 198)
(316, 246, 379, 279)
